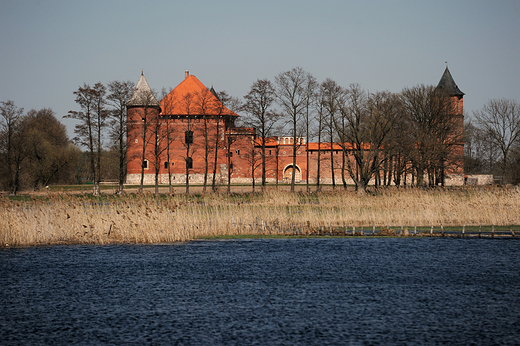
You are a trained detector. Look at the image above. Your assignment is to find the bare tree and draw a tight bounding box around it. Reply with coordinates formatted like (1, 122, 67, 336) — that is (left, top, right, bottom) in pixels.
(159, 87, 176, 194)
(216, 90, 241, 192)
(194, 89, 216, 193)
(302, 74, 317, 191)
(180, 92, 196, 194)
(337, 86, 398, 192)
(226, 135, 235, 194)
(64, 84, 101, 195)
(0, 100, 26, 194)
(243, 141, 262, 192)
(474, 99, 520, 183)
(464, 118, 492, 175)
(386, 104, 414, 186)
(92, 83, 108, 195)
(107, 80, 134, 194)
(321, 78, 344, 189)
(275, 67, 309, 192)
(313, 84, 328, 191)
(242, 79, 279, 190)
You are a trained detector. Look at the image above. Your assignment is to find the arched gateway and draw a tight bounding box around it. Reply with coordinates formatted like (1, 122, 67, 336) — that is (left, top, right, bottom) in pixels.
(283, 165, 301, 183)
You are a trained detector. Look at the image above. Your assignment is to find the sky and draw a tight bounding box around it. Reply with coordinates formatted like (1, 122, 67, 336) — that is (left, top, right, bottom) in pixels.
(1, 0, 519, 139)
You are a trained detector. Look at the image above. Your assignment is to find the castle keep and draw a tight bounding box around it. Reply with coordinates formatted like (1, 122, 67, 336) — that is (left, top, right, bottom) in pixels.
(126, 69, 464, 186)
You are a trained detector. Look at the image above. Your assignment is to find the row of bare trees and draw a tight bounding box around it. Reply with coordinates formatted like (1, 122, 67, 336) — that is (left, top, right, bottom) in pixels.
(64, 81, 135, 195)
(3, 70, 519, 194)
(465, 99, 520, 184)
(240, 67, 464, 192)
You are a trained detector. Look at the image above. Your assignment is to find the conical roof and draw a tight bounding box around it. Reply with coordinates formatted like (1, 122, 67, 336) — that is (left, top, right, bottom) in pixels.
(436, 67, 464, 96)
(127, 72, 161, 107)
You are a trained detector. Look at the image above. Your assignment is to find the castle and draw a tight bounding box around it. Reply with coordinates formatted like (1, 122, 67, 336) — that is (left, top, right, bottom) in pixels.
(126, 69, 464, 187)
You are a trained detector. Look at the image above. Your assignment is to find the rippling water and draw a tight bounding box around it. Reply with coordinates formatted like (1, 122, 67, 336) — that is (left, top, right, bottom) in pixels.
(1, 238, 519, 345)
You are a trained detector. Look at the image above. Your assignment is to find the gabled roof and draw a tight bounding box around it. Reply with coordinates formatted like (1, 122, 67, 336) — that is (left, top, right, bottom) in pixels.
(160, 74, 237, 117)
(127, 72, 161, 108)
(436, 67, 464, 96)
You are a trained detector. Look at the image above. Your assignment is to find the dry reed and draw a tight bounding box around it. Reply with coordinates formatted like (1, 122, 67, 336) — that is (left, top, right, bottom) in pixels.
(1, 186, 520, 247)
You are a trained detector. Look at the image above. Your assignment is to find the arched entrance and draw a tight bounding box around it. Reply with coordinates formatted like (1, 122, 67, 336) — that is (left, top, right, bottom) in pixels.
(283, 165, 302, 183)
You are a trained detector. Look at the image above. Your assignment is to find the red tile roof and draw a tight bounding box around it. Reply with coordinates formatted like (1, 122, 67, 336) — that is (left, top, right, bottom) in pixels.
(160, 74, 237, 117)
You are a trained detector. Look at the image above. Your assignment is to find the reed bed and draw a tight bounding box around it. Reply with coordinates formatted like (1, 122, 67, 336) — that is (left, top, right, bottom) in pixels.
(1, 186, 520, 247)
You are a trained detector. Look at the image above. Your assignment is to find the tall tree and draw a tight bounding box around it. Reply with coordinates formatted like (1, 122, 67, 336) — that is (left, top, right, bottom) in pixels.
(216, 90, 241, 192)
(302, 74, 317, 191)
(275, 67, 309, 192)
(242, 79, 279, 190)
(313, 84, 328, 191)
(159, 87, 176, 194)
(195, 89, 215, 193)
(0, 100, 26, 194)
(321, 78, 343, 189)
(64, 84, 101, 195)
(107, 80, 134, 194)
(474, 98, 520, 183)
(181, 92, 196, 194)
(92, 83, 108, 195)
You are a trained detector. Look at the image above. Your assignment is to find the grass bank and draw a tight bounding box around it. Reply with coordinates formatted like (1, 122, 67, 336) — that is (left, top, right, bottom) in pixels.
(1, 186, 520, 247)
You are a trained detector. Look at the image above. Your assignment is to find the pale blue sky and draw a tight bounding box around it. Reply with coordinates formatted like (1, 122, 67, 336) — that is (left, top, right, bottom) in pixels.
(1, 0, 519, 138)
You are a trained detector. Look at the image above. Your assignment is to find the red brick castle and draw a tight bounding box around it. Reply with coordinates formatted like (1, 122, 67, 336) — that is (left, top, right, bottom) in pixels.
(126, 69, 464, 187)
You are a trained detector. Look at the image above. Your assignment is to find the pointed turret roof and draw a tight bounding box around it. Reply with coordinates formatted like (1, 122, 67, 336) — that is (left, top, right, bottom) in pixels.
(127, 72, 161, 108)
(436, 67, 464, 96)
(160, 73, 237, 117)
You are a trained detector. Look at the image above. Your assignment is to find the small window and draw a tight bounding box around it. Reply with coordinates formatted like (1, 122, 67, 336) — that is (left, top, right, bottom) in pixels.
(164, 162, 168, 169)
(143, 160, 149, 169)
(236, 149, 240, 155)
(229, 151, 233, 157)
(185, 130, 193, 144)
(186, 157, 193, 170)
(269, 150, 272, 155)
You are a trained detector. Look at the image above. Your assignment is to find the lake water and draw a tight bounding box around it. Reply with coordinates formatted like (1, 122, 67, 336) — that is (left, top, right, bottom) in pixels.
(1, 238, 519, 345)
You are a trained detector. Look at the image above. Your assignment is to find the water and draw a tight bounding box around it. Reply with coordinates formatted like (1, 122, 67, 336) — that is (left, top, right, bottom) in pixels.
(1, 238, 519, 345)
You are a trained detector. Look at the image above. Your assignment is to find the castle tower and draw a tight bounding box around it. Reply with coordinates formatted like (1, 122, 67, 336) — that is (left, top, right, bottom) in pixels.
(436, 66, 465, 181)
(437, 66, 464, 115)
(126, 72, 162, 184)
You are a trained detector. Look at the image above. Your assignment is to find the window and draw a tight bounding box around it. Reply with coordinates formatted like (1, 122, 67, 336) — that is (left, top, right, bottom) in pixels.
(185, 130, 193, 144)
(143, 160, 149, 169)
(164, 162, 168, 169)
(236, 149, 240, 155)
(186, 157, 193, 170)
(228, 151, 233, 157)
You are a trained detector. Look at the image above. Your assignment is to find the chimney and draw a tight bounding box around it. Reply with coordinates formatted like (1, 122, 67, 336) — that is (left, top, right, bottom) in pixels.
(185, 70, 189, 79)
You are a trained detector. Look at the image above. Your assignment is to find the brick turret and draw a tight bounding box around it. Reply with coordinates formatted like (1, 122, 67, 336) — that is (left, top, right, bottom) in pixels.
(436, 66, 465, 181)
